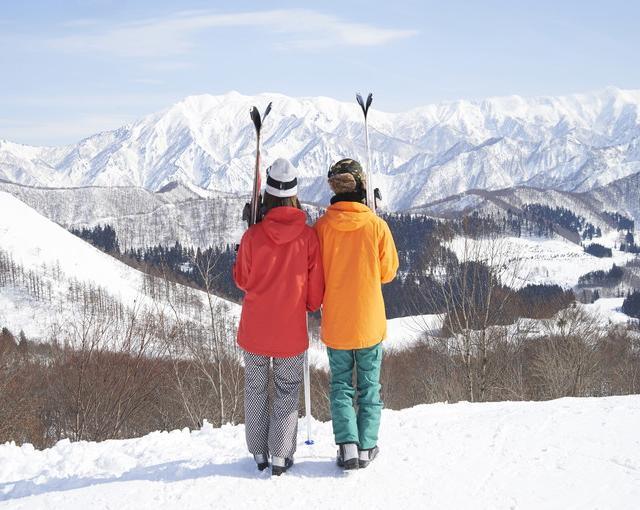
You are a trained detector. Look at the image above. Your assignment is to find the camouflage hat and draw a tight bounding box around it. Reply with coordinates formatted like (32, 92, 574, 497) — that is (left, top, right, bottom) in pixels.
(327, 159, 365, 190)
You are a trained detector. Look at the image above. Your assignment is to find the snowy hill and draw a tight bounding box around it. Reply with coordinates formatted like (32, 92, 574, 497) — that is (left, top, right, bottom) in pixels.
(414, 171, 640, 230)
(588, 171, 640, 227)
(0, 180, 247, 249)
(0, 191, 427, 354)
(2, 87, 640, 210)
(0, 191, 238, 339)
(445, 235, 637, 289)
(1, 395, 638, 509)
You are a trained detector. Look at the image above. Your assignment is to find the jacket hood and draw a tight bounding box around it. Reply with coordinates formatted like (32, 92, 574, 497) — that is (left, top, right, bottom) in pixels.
(324, 201, 375, 232)
(261, 206, 307, 244)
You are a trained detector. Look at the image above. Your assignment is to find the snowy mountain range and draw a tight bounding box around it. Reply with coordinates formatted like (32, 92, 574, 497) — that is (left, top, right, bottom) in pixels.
(2, 87, 640, 211)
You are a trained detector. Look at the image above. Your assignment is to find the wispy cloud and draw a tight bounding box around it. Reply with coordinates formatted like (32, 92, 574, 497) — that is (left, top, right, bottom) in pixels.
(47, 9, 418, 57)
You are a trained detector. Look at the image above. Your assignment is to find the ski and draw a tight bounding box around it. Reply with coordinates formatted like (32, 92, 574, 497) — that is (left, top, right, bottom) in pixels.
(356, 92, 381, 214)
(244, 102, 273, 227)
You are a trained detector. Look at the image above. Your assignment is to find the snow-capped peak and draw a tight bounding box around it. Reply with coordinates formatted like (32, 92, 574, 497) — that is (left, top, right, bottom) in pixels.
(1, 87, 640, 210)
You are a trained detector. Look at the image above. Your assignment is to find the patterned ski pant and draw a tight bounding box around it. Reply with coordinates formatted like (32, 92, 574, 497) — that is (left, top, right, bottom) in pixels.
(243, 350, 304, 459)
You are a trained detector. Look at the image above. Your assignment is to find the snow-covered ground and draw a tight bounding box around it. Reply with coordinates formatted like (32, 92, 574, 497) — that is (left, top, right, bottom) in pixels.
(446, 235, 637, 289)
(1, 395, 638, 509)
(582, 297, 630, 324)
(385, 313, 442, 350)
(0, 180, 249, 250)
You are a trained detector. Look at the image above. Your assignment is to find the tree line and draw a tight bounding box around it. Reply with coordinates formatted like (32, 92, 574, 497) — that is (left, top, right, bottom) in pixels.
(2, 304, 639, 448)
(70, 216, 577, 322)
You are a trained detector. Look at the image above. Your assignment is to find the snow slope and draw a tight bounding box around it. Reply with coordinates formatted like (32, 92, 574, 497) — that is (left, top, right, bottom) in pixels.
(582, 297, 631, 324)
(0, 191, 238, 339)
(446, 235, 637, 289)
(0, 191, 146, 305)
(1, 395, 638, 509)
(588, 171, 640, 228)
(2, 87, 640, 210)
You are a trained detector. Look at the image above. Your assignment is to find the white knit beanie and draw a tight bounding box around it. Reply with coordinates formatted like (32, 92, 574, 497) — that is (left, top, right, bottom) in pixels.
(265, 158, 298, 198)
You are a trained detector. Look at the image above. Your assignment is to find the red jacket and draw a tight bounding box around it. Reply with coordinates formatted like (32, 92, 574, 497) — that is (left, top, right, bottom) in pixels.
(233, 206, 324, 357)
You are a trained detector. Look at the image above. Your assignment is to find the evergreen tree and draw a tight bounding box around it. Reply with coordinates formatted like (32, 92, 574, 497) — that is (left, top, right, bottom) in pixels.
(584, 243, 612, 258)
(622, 291, 640, 319)
(0, 326, 17, 354)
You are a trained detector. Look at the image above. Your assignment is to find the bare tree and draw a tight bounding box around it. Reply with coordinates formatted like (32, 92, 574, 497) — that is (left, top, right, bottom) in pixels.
(157, 249, 243, 428)
(46, 300, 168, 442)
(531, 305, 605, 399)
(418, 227, 528, 402)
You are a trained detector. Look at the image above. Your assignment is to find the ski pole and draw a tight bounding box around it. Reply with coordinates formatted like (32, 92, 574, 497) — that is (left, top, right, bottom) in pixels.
(303, 350, 314, 445)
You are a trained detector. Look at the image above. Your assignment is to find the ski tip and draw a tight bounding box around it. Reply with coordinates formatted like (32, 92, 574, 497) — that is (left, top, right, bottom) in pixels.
(264, 102, 273, 120)
(250, 106, 262, 132)
(356, 92, 373, 116)
(304, 439, 315, 445)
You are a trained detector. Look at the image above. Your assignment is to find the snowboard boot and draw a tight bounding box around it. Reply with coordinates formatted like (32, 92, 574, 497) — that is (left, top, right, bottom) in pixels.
(271, 456, 294, 476)
(336, 443, 359, 470)
(253, 453, 269, 472)
(358, 446, 380, 468)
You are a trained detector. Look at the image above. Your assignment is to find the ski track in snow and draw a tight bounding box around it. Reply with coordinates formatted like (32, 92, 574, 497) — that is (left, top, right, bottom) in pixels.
(0, 396, 639, 509)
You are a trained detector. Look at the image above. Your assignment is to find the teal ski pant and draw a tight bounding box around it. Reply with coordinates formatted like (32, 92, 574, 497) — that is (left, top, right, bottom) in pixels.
(327, 342, 383, 450)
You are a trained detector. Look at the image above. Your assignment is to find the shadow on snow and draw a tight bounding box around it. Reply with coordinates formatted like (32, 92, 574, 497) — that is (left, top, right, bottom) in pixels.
(0, 455, 343, 501)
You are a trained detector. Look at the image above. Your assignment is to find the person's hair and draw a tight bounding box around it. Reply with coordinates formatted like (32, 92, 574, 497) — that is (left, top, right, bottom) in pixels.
(262, 191, 302, 214)
(328, 173, 360, 195)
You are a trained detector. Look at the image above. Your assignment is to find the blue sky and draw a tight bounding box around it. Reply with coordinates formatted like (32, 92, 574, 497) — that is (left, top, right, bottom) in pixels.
(1, 0, 639, 146)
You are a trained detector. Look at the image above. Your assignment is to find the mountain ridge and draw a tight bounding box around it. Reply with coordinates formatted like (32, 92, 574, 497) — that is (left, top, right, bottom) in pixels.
(2, 87, 640, 210)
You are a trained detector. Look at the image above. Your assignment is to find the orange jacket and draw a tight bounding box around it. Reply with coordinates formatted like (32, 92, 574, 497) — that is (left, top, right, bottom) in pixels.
(314, 201, 399, 350)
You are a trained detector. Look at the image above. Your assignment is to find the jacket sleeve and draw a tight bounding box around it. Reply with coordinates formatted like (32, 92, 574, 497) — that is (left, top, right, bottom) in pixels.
(306, 229, 325, 312)
(378, 219, 399, 284)
(232, 230, 252, 292)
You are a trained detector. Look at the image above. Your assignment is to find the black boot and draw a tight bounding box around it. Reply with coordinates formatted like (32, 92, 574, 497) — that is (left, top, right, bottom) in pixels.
(253, 454, 269, 471)
(271, 456, 294, 476)
(336, 443, 359, 470)
(358, 446, 380, 468)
